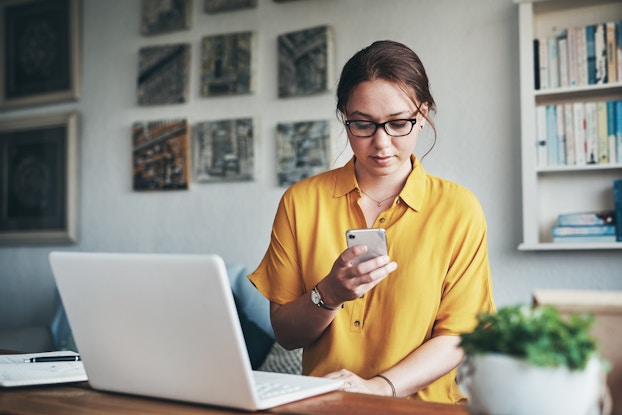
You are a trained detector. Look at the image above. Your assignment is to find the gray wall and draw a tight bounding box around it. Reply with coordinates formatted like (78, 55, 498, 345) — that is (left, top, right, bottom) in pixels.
(1, 0, 621, 333)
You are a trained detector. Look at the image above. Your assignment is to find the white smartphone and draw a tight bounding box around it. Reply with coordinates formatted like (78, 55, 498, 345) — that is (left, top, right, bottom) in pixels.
(345, 228, 388, 265)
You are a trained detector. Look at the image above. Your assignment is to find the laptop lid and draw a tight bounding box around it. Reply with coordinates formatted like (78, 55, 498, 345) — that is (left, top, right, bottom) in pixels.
(49, 252, 340, 411)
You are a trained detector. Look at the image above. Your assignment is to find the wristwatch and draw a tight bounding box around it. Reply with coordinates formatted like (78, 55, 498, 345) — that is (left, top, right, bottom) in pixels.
(311, 285, 337, 310)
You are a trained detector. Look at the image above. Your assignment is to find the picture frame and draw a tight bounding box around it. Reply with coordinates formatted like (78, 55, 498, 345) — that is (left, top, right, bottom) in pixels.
(276, 120, 331, 186)
(0, 112, 79, 245)
(141, 0, 192, 36)
(0, 0, 81, 110)
(204, 0, 257, 14)
(137, 43, 191, 105)
(193, 118, 255, 182)
(132, 119, 190, 191)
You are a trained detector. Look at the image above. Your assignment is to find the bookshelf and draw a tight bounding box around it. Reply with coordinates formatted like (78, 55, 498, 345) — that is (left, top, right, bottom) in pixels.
(516, 0, 622, 251)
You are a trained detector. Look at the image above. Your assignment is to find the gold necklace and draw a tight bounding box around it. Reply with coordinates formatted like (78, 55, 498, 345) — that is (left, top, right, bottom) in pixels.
(360, 189, 399, 207)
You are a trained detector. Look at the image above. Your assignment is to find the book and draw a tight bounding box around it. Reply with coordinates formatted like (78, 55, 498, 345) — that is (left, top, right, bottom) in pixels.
(617, 21, 622, 82)
(553, 235, 617, 243)
(558, 30, 569, 87)
(552, 224, 616, 237)
(557, 210, 615, 226)
(0, 351, 87, 387)
(605, 22, 617, 84)
(594, 23, 608, 84)
(536, 105, 548, 167)
(573, 102, 587, 165)
(547, 35, 560, 88)
(617, 100, 622, 165)
(564, 103, 575, 166)
(607, 100, 617, 164)
(533, 39, 540, 90)
(556, 104, 566, 165)
(546, 105, 558, 166)
(538, 37, 549, 90)
(577, 26, 588, 86)
(586, 24, 597, 85)
(584, 102, 598, 164)
(596, 101, 608, 164)
(615, 179, 622, 242)
(567, 26, 578, 86)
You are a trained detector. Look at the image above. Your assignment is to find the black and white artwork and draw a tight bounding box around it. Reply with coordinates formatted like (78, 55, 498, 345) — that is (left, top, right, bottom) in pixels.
(204, 0, 257, 13)
(278, 25, 332, 98)
(132, 119, 190, 191)
(141, 0, 192, 36)
(276, 120, 331, 186)
(200, 32, 254, 97)
(137, 43, 191, 105)
(193, 118, 254, 182)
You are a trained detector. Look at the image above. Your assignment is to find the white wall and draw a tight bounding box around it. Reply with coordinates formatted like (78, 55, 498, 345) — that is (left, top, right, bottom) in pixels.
(1, 0, 621, 332)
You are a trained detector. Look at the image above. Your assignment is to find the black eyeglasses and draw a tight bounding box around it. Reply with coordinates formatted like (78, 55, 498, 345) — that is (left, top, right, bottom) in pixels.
(344, 119, 418, 138)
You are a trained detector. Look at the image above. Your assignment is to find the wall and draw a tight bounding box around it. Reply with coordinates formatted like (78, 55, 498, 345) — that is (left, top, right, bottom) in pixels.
(1, 0, 621, 334)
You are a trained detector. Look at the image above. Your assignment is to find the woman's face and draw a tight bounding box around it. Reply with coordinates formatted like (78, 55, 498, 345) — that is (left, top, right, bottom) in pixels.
(344, 79, 427, 181)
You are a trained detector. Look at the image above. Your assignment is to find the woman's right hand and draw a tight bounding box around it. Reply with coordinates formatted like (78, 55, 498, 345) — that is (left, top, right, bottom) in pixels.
(317, 245, 398, 308)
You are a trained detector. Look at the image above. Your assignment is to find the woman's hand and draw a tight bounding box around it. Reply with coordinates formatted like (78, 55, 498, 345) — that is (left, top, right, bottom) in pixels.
(324, 369, 396, 397)
(317, 244, 398, 308)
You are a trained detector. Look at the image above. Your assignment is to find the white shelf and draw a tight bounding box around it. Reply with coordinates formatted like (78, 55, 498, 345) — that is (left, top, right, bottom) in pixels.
(517, 0, 622, 251)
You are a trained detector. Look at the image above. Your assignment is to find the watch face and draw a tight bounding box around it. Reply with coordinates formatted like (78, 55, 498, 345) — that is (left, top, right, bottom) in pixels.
(311, 289, 321, 305)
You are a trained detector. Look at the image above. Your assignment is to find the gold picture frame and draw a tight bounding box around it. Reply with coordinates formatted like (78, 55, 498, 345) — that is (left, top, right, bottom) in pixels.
(0, 0, 81, 109)
(0, 112, 79, 245)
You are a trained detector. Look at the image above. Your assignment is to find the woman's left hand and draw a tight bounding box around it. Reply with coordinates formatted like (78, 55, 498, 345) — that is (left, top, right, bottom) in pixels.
(323, 369, 394, 396)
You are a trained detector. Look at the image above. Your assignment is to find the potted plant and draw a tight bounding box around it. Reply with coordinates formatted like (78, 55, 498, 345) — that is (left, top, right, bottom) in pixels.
(457, 304, 609, 415)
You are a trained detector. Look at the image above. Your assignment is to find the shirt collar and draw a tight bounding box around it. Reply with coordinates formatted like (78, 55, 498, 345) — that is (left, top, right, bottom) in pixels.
(332, 155, 427, 212)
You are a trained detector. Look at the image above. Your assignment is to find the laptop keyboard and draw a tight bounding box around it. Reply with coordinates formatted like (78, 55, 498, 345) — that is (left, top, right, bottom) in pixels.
(256, 381, 302, 399)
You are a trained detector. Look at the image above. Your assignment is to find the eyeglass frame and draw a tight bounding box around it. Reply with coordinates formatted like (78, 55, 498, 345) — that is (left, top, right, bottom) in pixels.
(344, 118, 418, 138)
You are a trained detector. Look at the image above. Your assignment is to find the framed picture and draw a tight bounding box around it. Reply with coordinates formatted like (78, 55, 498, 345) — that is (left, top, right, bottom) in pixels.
(200, 31, 255, 97)
(132, 119, 190, 191)
(204, 0, 257, 14)
(141, 0, 192, 36)
(137, 43, 191, 105)
(278, 25, 333, 98)
(0, 112, 79, 245)
(276, 120, 331, 186)
(193, 118, 254, 182)
(0, 0, 80, 110)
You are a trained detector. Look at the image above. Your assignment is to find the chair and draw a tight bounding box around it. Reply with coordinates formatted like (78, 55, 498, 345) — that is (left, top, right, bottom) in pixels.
(533, 289, 622, 415)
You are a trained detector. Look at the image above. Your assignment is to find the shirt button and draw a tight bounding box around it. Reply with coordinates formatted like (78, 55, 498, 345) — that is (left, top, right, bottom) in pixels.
(379, 218, 386, 223)
(354, 320, 360, 327)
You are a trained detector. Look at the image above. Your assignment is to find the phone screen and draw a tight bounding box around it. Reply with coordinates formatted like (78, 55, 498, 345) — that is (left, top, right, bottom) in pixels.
(345, 228, 388, 265)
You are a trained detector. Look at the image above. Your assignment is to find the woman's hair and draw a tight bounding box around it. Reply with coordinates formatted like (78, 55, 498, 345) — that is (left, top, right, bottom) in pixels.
(336, 40, 437, 157)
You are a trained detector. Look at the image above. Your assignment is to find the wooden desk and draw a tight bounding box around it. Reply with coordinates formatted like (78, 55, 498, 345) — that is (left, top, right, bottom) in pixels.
(0, 383, 468, 415)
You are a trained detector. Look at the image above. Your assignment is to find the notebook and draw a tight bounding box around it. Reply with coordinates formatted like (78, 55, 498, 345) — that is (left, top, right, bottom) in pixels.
(0, 351, 87, 387)
(49, 252, 341, 411)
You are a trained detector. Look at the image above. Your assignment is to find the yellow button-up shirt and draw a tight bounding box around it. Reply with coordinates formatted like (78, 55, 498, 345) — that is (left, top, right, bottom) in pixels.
(249, 156, 495, 404)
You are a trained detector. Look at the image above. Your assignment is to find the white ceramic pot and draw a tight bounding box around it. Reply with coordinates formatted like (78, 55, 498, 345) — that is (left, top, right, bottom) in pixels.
(457, 353, 602, 415)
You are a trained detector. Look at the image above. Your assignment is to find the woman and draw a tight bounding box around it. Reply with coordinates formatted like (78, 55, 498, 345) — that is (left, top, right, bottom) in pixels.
(249, 40, 495, 404)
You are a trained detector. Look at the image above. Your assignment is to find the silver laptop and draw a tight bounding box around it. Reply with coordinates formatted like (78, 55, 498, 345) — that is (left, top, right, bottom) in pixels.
(49, 252, 341, 411)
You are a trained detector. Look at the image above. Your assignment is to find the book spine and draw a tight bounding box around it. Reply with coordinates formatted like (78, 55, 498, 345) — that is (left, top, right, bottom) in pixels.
(586, 24, 597, 84)
(533, 39, 540, 90)
(615, 179, 622, 242)
(567, 26, 578, 86)
(577, 26, 588, 86)
(539, 37, 549, 90)
(536, 105, 548, 167)
(607, 100, 617, 164)
(548, 36, 560, 88)
(564, 103, 575, 166)
(596, 101, 608, 164)
(584, 102, 598, 164)
(552, 225, 616, 237)
(617, 100, 622, 165)
(546, 105, 559, 166)
(595, 23, 608, 84)
(557, 211, 615, 226)
(553, 235, 617, 243)
(558, 31, 569, 88)
(617, 21, 622, 82)
(573, 102, 587, 165)
(606, 22, 617, 83)
(556, 104, 566, 165)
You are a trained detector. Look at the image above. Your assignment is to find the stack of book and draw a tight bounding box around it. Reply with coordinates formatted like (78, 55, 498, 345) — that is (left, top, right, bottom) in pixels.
(552, 179, 622, 243)
(552, 210, 617, 243)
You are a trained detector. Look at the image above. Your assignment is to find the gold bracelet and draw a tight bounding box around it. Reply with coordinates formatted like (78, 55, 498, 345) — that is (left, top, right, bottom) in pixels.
(374, 374, 396, 397)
